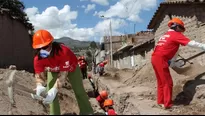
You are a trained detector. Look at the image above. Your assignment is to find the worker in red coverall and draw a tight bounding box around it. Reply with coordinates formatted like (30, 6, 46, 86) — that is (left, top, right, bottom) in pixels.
(78, 56, 88, 79)
(80, 56, 88, 79)
(97, 60, 108, 75)
(96, 90, 108, 109)
(78, 57, 83, 77)
(32, 30, 93, 114)
(103, 99, 117, 115)
(151, 17, 205, 109)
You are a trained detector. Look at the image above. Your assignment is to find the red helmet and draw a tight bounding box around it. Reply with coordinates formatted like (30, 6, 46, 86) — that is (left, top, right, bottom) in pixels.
(100, 90, 108, 99)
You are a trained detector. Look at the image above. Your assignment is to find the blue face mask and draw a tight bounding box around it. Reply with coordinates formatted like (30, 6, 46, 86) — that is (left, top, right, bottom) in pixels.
(40, 49, 52, 58)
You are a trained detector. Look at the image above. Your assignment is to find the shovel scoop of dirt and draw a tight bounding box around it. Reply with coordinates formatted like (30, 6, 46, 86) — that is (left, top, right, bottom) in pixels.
(171, 62, 205, 76)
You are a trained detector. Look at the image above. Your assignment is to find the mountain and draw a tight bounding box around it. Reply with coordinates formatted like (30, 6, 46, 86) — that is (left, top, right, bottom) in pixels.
(54, 37, 92, 49)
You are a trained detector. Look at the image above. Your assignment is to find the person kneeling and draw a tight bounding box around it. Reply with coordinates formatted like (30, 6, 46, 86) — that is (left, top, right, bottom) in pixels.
(103, 99, 117, 115)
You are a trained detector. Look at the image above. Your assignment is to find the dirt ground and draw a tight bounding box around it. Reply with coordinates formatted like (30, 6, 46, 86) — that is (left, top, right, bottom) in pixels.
(1, 59, 205, 115)
(0, 68, 103, 115)
(92, 60, 205, 115)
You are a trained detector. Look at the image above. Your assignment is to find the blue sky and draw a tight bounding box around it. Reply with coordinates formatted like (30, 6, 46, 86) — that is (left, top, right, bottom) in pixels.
(21, 0, 164, 41)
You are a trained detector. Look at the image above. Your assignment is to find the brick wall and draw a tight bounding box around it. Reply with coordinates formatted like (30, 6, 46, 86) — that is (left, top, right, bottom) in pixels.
(104, 31, 153, 53)
(0, 13, 34, 72)
(104, 36, 123, 52)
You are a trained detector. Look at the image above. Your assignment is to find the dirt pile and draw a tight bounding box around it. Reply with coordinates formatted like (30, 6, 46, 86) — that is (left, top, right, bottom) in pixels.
(0, 68, 47, 115)
(94, 60, 205, 115)
(0, 68, 103, 115)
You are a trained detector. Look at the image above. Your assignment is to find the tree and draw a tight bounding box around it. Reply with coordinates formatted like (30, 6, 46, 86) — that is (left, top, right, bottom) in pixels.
(90, 41, 97, 49)
(86, 50, 92, 58)
(0, 0, 34, 33)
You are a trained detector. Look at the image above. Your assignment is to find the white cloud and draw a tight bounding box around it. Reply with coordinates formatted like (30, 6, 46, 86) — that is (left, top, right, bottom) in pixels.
(25, 7, 39, 17)
(25, 5, 125, 41)
(81, 5, 86, 8)
(94, 18, 127, 36)
(91, 0, 109, 6)
(93, 11, 98, 16)
(25, 0, 157, 42)
(25, 5, 95, 41)
(85, 4, 96, 13)
(95, 0, 157, 22)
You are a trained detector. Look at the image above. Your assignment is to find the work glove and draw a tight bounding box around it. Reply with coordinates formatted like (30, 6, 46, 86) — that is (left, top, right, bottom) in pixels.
(187, 40, 205, 50)
(36, 83, 46, 96)
(43, 87, 58, 104)
(202, 44, 205, 51)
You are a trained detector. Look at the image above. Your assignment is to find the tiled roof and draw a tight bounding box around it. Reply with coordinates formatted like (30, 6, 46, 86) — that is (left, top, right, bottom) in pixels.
(147, 0, 205, 29)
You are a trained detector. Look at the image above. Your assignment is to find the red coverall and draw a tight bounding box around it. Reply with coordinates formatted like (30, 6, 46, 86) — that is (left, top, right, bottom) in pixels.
(106, 109, 117, 115)
(96, 95, 105, 109)
(151, 29, 190, 108)
(78, 60, 87, 79)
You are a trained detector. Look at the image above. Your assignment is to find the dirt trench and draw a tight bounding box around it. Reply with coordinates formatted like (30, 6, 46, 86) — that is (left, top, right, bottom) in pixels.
(93, 61, 205, 115)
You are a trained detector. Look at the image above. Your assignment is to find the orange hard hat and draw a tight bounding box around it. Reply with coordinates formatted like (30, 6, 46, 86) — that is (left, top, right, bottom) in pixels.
(32, 29, 54, 49)
(100, 90, 108, 99)
(103, 99, 114, 107)
(168, 17, 185, 30)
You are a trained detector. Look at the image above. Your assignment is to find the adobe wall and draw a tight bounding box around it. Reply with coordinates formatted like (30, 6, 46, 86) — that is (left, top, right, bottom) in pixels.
(0, 14, 34, 72)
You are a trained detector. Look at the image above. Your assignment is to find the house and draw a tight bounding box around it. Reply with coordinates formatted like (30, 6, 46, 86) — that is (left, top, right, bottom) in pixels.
(129, 32, 155, 69)
(112, 31, 154, 69)
(148, 0, 205, 66)
(0, 9, 34, 72)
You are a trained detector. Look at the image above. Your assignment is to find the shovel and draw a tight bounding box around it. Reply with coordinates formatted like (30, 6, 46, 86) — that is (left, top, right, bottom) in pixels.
(175, 51, 205, 67)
